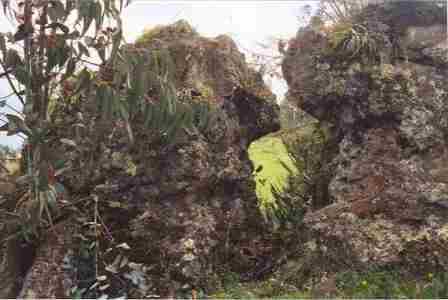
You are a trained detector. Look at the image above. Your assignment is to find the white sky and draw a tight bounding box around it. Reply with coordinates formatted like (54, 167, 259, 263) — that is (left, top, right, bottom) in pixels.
(0, 0, 317, 149)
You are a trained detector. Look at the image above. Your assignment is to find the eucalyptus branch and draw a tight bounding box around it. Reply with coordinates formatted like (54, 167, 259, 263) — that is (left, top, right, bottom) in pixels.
(23, 0, 33, 112)
(39, 2, 49, 119)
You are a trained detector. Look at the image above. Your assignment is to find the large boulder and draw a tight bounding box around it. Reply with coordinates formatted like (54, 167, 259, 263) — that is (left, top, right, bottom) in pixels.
(281, 0, 448, 282)
(8, 21, 280, 298)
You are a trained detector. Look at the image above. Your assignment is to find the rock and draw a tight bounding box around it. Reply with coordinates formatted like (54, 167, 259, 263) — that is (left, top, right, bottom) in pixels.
(18, 220, 78, 299)
(281, 0, 448, 282)
(0, 181, 16, 195)
(8, 20, 280, 298)
(135, 20, 276, 102)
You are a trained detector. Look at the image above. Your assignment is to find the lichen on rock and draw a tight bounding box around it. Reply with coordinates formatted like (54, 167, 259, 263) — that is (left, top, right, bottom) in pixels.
(281, 0, 448, 284)
(4, 20, 280, 298)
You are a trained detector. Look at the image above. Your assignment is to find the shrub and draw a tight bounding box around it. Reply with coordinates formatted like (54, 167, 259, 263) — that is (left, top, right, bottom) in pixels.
(265, 123, 332, 228)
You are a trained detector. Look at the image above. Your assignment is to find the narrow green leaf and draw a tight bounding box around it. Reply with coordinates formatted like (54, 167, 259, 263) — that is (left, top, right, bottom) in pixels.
(62, 58, 76, 81)
(72, 68, 91, 95)
(65, 0, 75, 15)
(48, 0, 66, 22)
(58, 45, 71, 67)
(47, 22, 70, 34)
(5, 49, 22, 68)
(110, 29, 122, 60)
(0, 33, 6, 56)
(93, 1, 103, 33)
(77, 41, 90, 57)
(79, 0, 95, 36)
(143, 104, 153, 128)
(118, 99, 129, 121)
(13, 66, 29, 86)
(96, 45, 106, 63)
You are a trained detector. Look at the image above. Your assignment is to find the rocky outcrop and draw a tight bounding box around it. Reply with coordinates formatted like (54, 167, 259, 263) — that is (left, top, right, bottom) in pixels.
(5, 21, 280, 298)
(282, 1, 448, 281)
(136, 20, 276, 102)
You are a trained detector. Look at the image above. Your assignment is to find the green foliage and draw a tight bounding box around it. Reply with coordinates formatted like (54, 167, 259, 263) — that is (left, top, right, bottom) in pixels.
(208, 270, 448, 299)
(264, 123, 330, 228)
(0, 7, 149, 297)
(248, 136, 297, 215)
(328, 22, 382, 64)
(0, 0, 214, 247)
(335, 269, 448, 298)
(209, 275, 311, 299)
(248, 123, 331, 229)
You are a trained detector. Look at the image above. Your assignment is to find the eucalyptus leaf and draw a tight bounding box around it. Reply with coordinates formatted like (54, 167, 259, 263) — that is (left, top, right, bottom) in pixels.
(72, 68, 91, 95)
(80, 0, 94, 36)
(5, 49, 22, 68)
(0, 33, 6, 56)
(48, 22, 70, 34)
(62, 58, 77, 81)
(48, 0, 66, 22)
(93, 1, 103, 33)
(58, 45, 71, 67)
(77, 41, 90, 57)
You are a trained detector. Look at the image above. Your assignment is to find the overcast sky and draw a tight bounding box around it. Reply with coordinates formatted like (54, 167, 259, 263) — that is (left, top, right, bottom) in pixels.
(0, 0, 316, 149)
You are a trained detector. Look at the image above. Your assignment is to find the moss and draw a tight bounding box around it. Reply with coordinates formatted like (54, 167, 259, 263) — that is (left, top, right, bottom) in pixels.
(206, 269, 448, 299)
(335, 269, 448, 299)
(135, 20, 197, 46)
(208, 276, 311, 299)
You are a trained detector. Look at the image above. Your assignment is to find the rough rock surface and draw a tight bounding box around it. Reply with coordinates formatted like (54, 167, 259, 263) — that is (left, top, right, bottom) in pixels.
(136, 20, 276, 102)
(282, 1, 448, 279)
(3, 21, 280, 298)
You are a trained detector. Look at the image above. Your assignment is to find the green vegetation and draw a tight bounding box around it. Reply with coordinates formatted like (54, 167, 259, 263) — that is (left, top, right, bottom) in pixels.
(209, 272, 311, 299)
(334, 270, 448, 299)
(248, 135, 297, 211)
(249, 123, 331, 226)
(208, 269, 448, 299)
